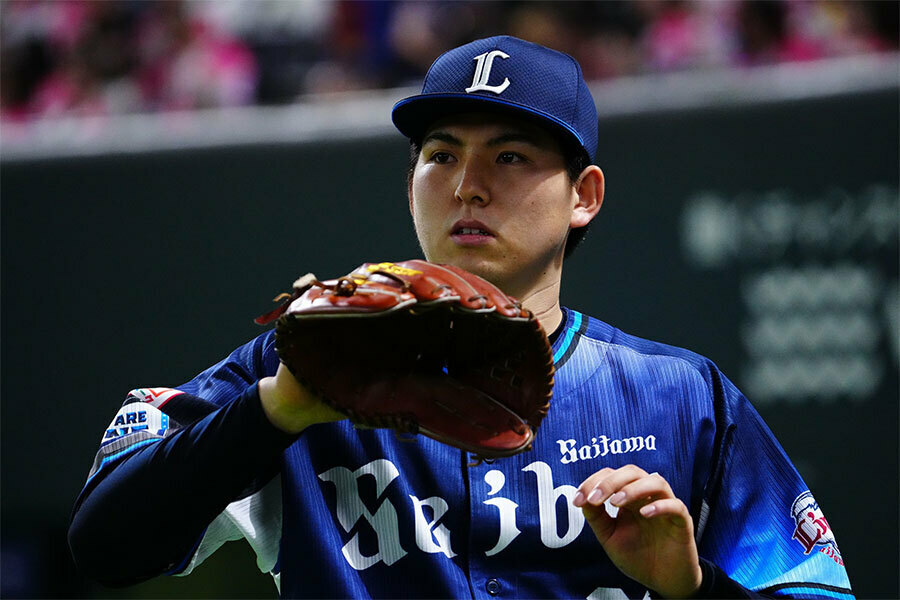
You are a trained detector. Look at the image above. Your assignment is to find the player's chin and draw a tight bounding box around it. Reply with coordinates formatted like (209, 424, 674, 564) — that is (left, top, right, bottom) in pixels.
(428, 243, 502, 275)
(447, 255, 508, 287)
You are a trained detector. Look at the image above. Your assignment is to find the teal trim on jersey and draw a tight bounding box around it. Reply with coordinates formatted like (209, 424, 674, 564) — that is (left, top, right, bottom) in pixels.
(771, 587, 854, 600)
(553, 311, 582, 364)
(85, 438, 161, 486)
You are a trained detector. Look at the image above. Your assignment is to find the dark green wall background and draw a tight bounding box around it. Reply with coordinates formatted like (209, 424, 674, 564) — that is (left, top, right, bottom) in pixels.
(2, 89, 897, 598)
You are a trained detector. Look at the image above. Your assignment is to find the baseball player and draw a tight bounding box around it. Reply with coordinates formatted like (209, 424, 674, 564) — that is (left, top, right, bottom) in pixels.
(69, 36, 854, 599)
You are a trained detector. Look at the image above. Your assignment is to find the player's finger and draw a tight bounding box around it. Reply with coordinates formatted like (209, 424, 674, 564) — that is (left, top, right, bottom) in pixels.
(607, 472, 675, 509)
(573, 467, 615, 507)
(638, 498, 695, 534)
(581, 464, 650, 507)
(581, 502, 619, 545)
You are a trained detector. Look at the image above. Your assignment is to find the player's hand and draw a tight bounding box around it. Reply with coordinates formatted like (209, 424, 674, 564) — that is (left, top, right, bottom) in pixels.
(573, 465, 702, 599)
(258, 363, 346, 434)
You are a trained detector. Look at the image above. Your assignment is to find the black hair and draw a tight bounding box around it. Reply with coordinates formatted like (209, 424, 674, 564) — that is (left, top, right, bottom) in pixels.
(406, 136, 592, 259)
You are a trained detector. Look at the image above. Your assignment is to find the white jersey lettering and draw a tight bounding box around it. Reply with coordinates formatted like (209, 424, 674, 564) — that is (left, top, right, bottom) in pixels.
(409, 495, 456, 558)
(318, 459, 407, 570)
(482, 469, 521, 556)
(522, 461, 585, 549)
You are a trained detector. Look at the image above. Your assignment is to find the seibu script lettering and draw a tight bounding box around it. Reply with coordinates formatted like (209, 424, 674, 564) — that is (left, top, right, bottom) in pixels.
(317, 459, 587, 571)
(556, 434, 657, 465)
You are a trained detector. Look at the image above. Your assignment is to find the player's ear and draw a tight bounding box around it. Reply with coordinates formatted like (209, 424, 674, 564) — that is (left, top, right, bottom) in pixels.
(408, 178, 415, 217)
(570, 165, 604, 228)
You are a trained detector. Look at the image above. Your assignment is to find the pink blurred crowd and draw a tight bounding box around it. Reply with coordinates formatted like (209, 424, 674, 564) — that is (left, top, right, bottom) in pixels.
(2, 0, 896, 123)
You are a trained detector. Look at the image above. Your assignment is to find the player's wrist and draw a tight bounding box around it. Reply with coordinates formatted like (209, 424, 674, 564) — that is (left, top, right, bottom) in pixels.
(653, 561, 703, 599)
(258, 375, 317, 434)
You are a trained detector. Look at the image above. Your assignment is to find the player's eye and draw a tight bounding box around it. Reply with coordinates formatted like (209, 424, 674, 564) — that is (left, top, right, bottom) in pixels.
(429, 151, 454, 164)
(497, 151, 524, 164)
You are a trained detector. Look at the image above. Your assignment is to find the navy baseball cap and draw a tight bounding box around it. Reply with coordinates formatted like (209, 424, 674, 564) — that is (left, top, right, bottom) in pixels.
(392, 36, 598, 163)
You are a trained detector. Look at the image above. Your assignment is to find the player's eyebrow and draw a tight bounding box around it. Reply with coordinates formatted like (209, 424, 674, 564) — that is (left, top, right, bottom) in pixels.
(421, 131, 462, 147)
(485, 132, 548, 149)
(421, 130, 550, 150)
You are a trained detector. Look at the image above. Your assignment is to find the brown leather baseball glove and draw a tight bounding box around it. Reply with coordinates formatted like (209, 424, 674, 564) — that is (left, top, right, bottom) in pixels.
(255, 260, 554, 459)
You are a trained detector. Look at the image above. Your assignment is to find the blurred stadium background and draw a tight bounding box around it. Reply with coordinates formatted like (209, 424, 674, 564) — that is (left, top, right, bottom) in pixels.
(1, 0, 897, 598)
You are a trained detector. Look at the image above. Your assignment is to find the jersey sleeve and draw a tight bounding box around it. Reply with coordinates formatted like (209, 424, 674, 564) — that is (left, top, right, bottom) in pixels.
(68, 330, 292, 588)
(176, 328, 282, 406)
(696, 368, 854, 599)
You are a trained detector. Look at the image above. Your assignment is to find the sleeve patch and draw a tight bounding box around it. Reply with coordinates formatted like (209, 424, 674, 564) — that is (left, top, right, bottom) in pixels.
(101, 403, 170, 444)
(126, 387, 185, 408)
(790, 491, 843, 566)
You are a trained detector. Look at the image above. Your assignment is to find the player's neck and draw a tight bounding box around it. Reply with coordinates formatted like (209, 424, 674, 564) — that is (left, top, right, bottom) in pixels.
(518, 279, 563, 335)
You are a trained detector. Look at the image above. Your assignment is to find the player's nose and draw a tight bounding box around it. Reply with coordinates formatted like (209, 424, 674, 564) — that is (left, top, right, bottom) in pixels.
(454, 159, 491, 207)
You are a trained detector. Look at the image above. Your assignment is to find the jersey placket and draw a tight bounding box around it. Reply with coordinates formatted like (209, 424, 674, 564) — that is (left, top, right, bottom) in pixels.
(466, 455, 515, 599)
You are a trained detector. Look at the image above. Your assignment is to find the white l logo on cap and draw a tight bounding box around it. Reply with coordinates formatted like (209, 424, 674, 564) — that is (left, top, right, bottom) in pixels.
(466, 50, 510, 94)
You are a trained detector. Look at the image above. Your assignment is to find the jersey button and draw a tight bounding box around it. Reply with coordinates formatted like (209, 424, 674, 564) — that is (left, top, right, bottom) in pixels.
(485, 578, 501, 596)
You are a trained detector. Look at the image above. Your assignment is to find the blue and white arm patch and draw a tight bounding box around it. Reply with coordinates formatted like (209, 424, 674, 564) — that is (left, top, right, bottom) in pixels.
(100, 399, 171, 446)
(123, 386, 185, 410)
(84, 389, 183, 484)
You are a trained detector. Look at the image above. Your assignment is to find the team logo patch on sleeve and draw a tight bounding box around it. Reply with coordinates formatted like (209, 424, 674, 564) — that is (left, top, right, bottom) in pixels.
(101, 403, 170, 444)
(790, 491, 843, 565)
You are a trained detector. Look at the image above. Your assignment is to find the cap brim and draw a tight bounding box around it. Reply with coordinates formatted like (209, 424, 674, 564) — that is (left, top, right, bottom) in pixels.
(392, 93, 586, 152)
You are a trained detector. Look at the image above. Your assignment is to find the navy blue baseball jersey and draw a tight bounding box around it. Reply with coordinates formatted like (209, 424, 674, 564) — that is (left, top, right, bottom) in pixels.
(70, 307, 853, 599)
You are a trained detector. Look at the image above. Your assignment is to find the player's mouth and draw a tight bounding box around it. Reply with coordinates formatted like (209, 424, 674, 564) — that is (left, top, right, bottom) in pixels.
(450, 220, 495, 246)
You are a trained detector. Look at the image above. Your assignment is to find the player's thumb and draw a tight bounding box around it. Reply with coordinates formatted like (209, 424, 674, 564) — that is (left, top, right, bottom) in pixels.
(581, 502, 618, 545)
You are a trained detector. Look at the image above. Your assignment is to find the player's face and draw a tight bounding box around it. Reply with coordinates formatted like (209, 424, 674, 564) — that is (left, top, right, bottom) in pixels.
(409, 113, 579, 297)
